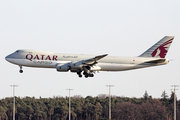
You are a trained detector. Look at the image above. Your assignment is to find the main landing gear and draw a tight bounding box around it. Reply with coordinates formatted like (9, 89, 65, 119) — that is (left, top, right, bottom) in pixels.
(83, 66, 94, 78)
(76, 69, 94, 78)
(83, 72, 94, 78)
(19, 66, 23, 73)
(77, 71, 82, 78)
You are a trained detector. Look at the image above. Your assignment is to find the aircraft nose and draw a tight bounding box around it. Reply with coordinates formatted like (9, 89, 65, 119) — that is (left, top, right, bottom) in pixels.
(5, 51, 19, 63)
(5, 54, 14, 62)
(5, 55, 10, 61)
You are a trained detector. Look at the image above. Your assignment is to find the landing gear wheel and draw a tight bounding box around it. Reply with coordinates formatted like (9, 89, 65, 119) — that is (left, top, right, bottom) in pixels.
(78, 74, 82, 78)
(89, 74, 94, 77)
(85, 74, 89, 78)
(83, 72, 86, 75)
(77, 71, 82, 78)
(19, 70, 23, 73)
(19, 66, 23, 73)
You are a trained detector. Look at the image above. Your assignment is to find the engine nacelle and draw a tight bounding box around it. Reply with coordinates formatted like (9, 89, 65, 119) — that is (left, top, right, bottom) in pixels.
(70, 61, 84, 70)
(56, 63, 70, 72)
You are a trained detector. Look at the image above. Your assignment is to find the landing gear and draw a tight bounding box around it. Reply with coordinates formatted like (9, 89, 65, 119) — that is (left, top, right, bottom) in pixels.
(85, 74, 89, 78)
(77, 71, 94, 78)
(77, 71, 82, 78)
(89, 74, 94, 77)
(82, 67, 95, 78)
(78, 74, 82, 77)
(83, 72, 94, 78)
(84, 73, 94, 78)
(19, 70, 23, 73)
(76, 67, 95, 78)
(19, 66, 23, 73)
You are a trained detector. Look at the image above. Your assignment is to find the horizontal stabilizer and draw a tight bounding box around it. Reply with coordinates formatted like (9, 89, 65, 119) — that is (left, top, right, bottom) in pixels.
(145, 59, 166, 64)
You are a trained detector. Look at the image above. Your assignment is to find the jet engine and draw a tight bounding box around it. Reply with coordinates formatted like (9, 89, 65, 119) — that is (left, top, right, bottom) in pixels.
(56, 63, 70, 72)
(56, 61, 100, 78)
(56, 61, 84, 72)
(69, 61, 84, 71)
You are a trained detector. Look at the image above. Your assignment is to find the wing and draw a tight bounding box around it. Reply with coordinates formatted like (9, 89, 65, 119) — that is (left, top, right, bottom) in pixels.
(82, 54, 108, 65)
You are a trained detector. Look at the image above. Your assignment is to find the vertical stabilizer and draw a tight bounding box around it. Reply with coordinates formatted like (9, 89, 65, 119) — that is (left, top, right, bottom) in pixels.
(139, 36, 174, 58)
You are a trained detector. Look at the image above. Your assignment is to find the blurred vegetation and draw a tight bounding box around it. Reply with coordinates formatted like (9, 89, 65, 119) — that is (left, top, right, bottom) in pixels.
(0, 91, 179, 120)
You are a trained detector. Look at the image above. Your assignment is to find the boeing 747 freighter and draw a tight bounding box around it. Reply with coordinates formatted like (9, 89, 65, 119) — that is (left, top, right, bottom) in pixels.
(5, 36, 174, 78)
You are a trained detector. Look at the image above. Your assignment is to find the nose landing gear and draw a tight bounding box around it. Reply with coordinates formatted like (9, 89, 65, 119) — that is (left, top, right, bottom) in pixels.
(19, 66, 23, 73)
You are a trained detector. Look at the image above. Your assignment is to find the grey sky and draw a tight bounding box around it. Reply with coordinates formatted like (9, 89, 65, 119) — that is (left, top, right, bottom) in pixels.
(1, 0, 180, 99)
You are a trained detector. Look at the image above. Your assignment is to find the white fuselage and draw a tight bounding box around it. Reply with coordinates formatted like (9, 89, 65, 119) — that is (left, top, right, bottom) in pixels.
(5, 50, 168, 72)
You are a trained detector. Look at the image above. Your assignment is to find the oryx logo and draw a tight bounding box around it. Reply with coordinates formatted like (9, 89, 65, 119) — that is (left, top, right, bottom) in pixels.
(151, 38, 173, 58)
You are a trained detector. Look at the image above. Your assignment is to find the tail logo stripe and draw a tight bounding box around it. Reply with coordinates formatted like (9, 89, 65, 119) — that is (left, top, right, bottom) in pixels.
(151, 38, 173, 58)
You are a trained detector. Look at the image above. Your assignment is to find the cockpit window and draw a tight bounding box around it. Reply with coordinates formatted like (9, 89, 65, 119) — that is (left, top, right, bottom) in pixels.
(16, 50, 19, 53)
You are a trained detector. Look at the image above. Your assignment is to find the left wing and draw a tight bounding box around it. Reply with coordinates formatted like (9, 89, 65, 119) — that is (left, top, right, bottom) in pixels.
(82, 54, 108, 65)
(56, 54, 108, 72)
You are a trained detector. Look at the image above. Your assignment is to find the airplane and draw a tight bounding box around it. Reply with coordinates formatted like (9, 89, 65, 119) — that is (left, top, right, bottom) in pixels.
(5, 36, 174, 78)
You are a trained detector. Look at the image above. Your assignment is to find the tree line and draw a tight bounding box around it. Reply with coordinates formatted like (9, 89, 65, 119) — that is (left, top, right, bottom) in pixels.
(0, 91, 179, 120)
